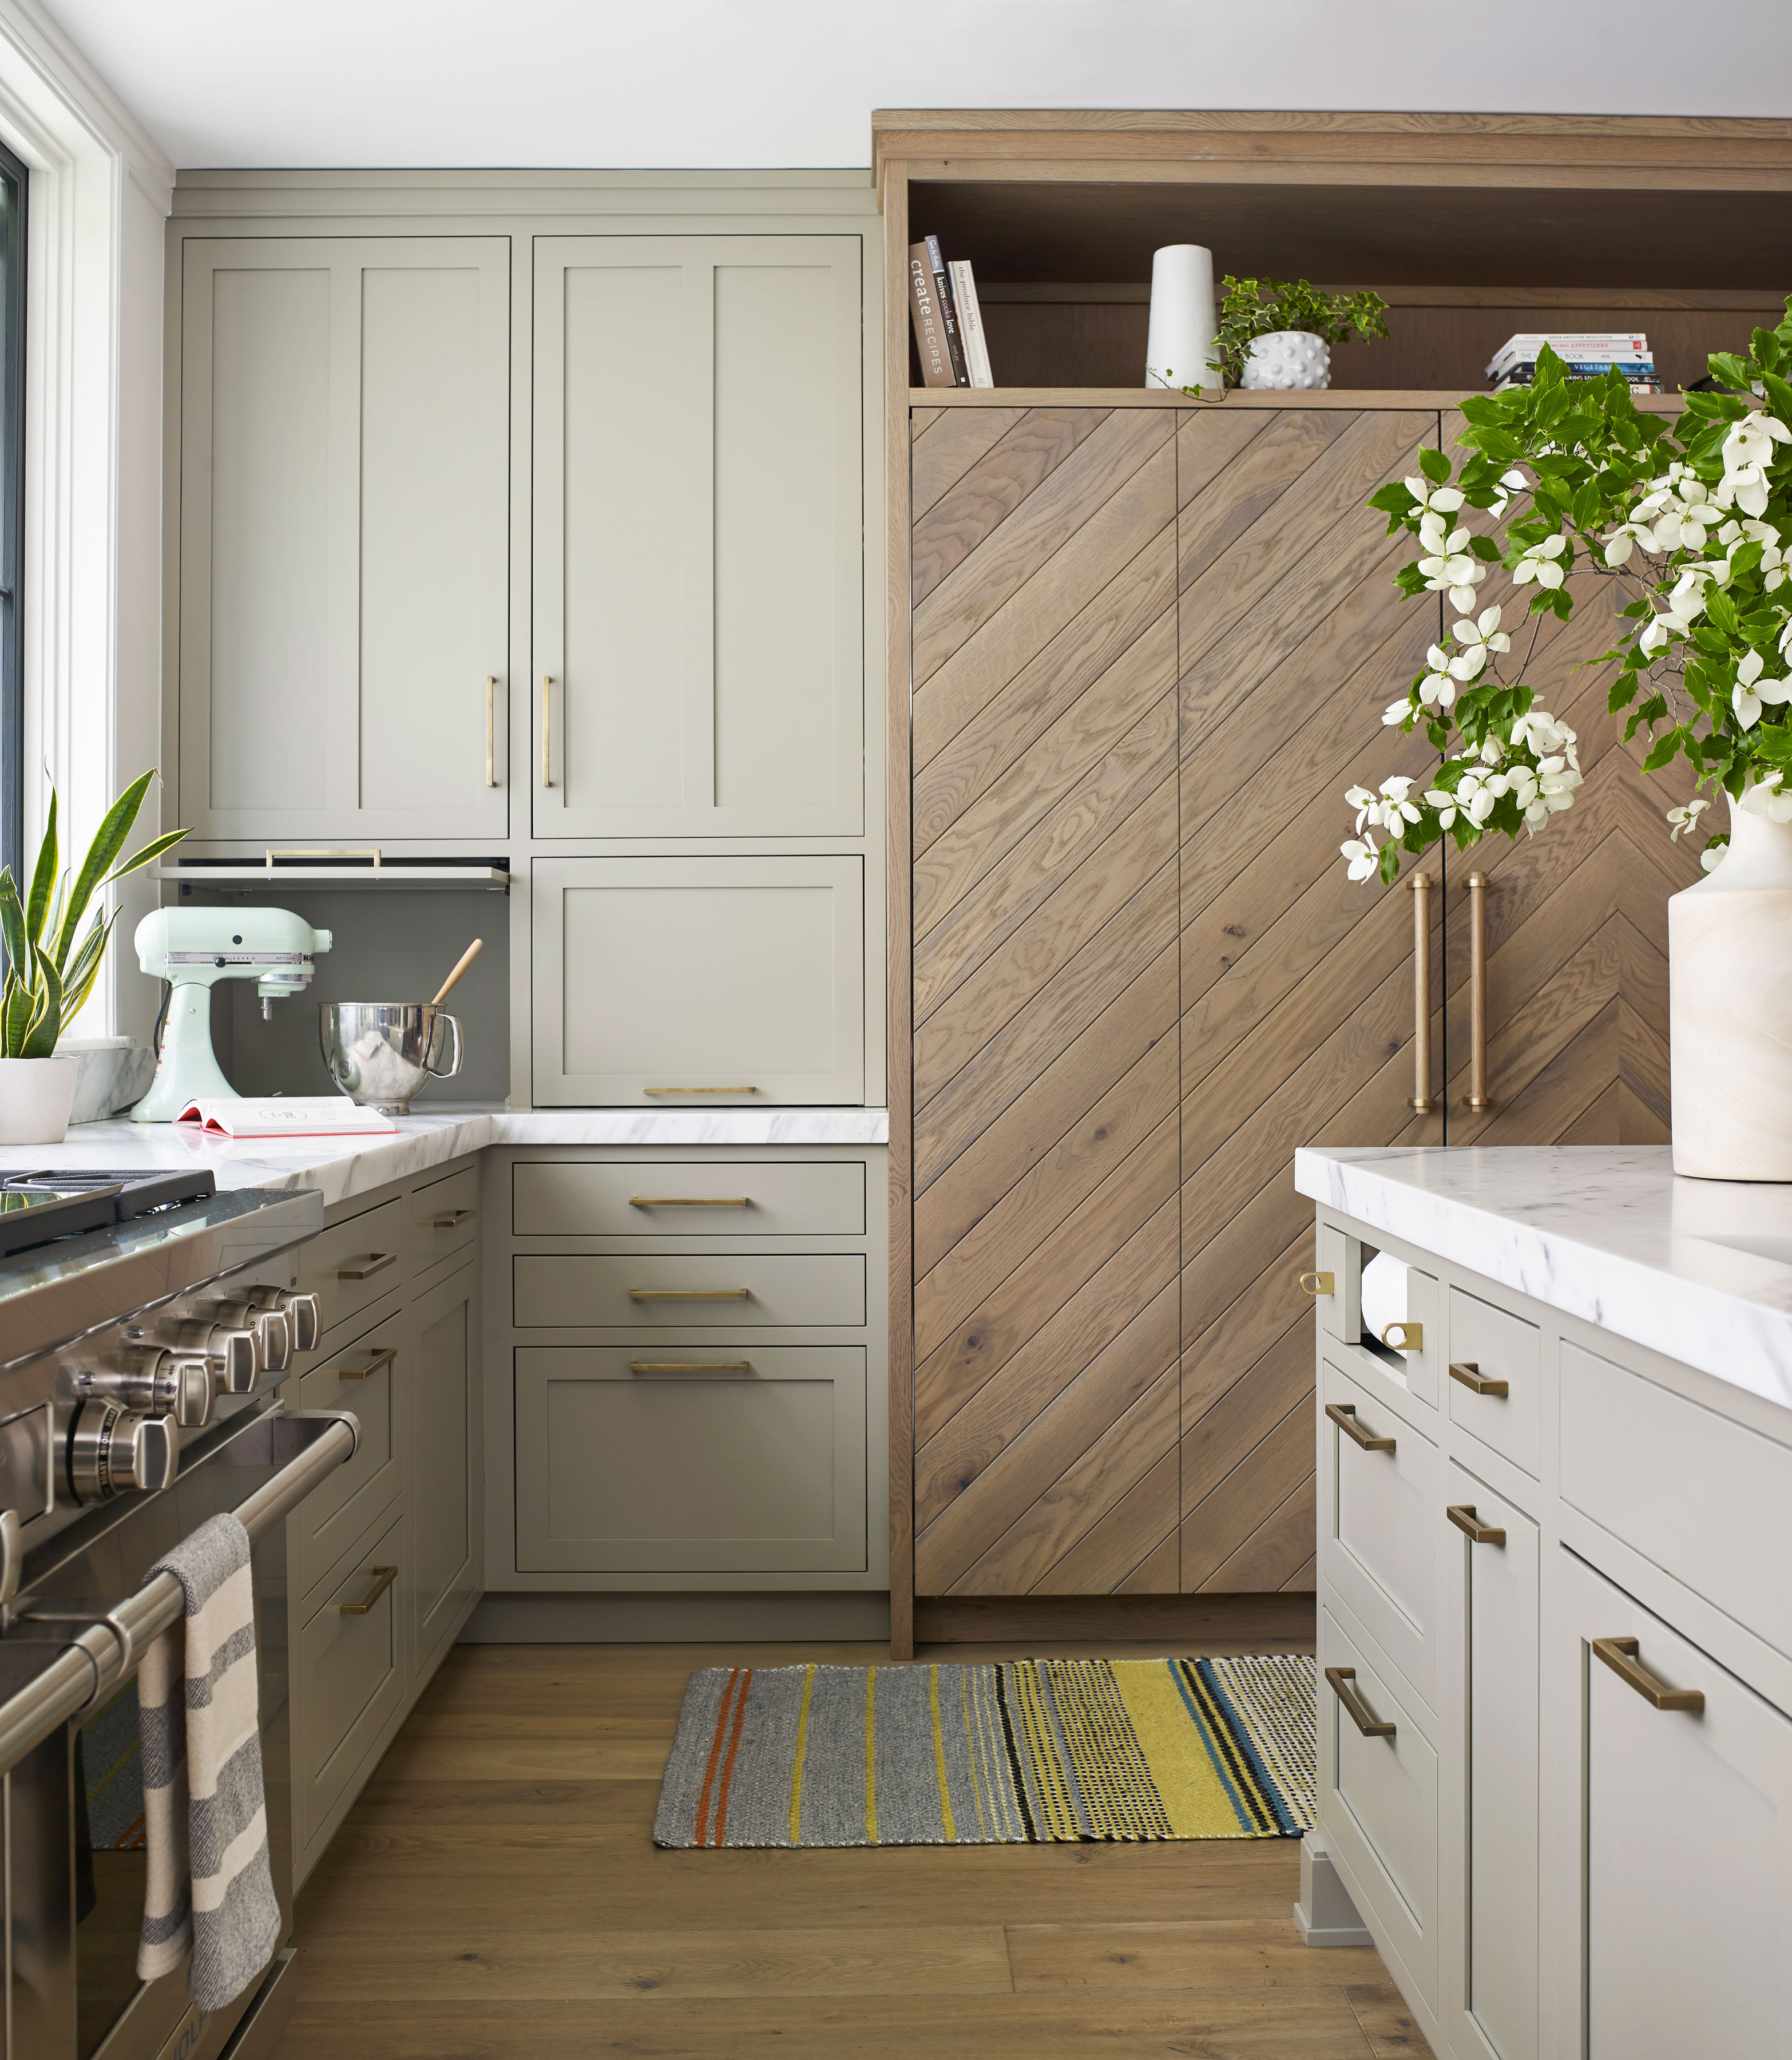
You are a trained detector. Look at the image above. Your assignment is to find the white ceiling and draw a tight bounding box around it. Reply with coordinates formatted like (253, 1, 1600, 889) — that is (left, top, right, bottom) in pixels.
(37, 0, 1792, 172)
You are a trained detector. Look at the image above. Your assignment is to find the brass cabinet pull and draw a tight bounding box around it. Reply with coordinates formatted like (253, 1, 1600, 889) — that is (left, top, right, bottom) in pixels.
(1409, 871, 1434, 1112)
(1466, 872, 1491, 1111)
(1592, 1636, 1705, 1714)
(338, 1565, 398, 1617)
(630, 1196, 752, 1209)
(1325, 1401, 1395, 1453)
(1446, 1502, 1506, 1546)
(433, 1207, 478, 1229)
(1449, 1359, 1509, 1398)
(485, 675, 499, 787)
(642, 1086, 758, 1098)
(1298, 1270, 1335, 1296)
(628, 1288, 751, 1301)
(1382, 1321, 1423, 1351)
(338, 1251, 397, 1281)
(1325, 1665, 1396, 1739)
(541, 674, 553, 786)
(338, 1345, 397, 1382)
(265, 846, 380, 869)
(629, 1360, 753, 1375)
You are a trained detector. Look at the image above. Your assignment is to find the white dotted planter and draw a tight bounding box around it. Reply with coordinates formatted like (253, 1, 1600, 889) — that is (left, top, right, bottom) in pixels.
(1240, 330, 1331, 390)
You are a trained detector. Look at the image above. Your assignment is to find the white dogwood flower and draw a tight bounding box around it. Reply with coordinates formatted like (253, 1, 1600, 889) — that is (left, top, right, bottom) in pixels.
(1416, 643, 1457, 707)
(1512, 533, 1568, 589)
(1375, 775, 1422, 831)
(1341, 835, 1379, 882)
(1416, 512, 1485, 612)
(1424, 786, 1462, 827)
(1702, 841, 1727, 872)
(1405, 476, 1465, 517)
(1743, 773, 1792, 824)
(1449, 605, 1510, 682)
(1345, 785, 1377, 834)
(1383, 697, 1413, 726)
(1486, 468, 1529, 518)
(1667, 799, 1710, 841)
(1603, 521, 1655, 566)
(1721, 413, 1792, 518)
(1732, 647, 1792, 730)
(1454, 769, 1501, 825)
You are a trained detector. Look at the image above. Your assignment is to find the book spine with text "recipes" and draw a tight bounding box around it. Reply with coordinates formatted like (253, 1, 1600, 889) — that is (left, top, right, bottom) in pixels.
(908, 241, 956, 387)
(949, 259, 994, 387)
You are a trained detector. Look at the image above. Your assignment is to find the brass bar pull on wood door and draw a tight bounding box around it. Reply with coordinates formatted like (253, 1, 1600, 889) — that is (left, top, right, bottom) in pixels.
(1409, 871, 1433, 1111)
(541, 675, 553, 786)
(1467, 872, 1491, 1111)
(1592, 1637, 1705, 1714)
(1325, 1666, 1396, 1738)
(1325, 1401, 1395, 1453)
(485, 675, 498, 786)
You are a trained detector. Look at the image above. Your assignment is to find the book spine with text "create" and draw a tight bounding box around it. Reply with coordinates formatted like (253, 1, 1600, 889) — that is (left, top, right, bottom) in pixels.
(908, 241, 956, 387)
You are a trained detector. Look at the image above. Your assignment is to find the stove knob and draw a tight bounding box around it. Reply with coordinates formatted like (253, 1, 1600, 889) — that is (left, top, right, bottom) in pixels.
(201, 1301, 290, 1374)
(169, 1360, 213, 1428)
(66, 1403, 179, 1503)
(76, 1350, 213, 1427)
(164, 1321, 259, 1395)
(264, 1290, 319, 1355)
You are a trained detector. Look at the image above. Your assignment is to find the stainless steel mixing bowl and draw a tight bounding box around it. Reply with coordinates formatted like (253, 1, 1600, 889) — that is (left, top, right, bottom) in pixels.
(319, 1003, 462, 1116)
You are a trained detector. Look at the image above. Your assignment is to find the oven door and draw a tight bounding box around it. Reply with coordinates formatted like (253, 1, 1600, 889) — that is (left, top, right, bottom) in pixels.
(0, 1409, 354, 2060)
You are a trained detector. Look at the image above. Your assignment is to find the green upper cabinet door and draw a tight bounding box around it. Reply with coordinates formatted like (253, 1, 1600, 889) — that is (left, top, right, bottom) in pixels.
(178, 236, 511, 842)
(532, 235, 865, 838)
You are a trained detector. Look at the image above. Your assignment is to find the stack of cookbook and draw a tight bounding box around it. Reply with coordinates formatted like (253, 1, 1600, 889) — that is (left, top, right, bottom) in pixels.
(907, 235, 994, 388)
(1486, 332, 1660, 392)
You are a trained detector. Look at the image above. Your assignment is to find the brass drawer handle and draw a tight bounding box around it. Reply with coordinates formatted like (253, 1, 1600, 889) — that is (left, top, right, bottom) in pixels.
(643, 1086, 757, 1098)
(433, 1207, 478, 1229)
(338, 1251, 397, 1281)
(1325, 1401, 1395, 1453)
(628, 1289, 751, 1301)
(1449, 1359, 1508, 1397)
(629, 1361, 753, 1375)
(1298, 1270, 1334, 1296)
(541, 674, 553, 786)
(1381, 1321, 1422, 1350)
(1325, 1666, 1396, 1740)
(485, 675, 499, 787)
(338, 1345, 397, 1382)
(1592, 1637, 1705, 1714)
(1408, 871, 1434, 1111)
(338, 1565, 398, 1617)
(1446, 1502, 1506, 1546)
(1466, 873, 1492, 1112)
(629, 1197, 751, 1208)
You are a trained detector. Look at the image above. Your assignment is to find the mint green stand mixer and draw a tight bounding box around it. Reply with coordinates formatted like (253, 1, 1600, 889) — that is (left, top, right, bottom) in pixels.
(129, 906, 332, 1122)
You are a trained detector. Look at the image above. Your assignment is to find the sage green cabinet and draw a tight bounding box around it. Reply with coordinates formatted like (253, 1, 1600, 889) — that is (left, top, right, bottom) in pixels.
(533, 855, 864, 1105)
(412, 1258, 481, 1674)
(531, 233, 865, 837)
(177, 236, 511, 841)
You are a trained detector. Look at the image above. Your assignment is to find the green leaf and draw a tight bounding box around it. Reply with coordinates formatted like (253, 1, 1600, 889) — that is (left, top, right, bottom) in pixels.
(24, 785, 55, 948)
(1643, 728, 1684, 773)
(1378, 840, 1401, 885)
(58, 909, 115, 1024)
(1468, 534, 1501, 561)
(1708, 352, 1755, 392)
(99, 826, 189, 891)
(18, 942, 60, 1058)
(1417, 446, 1452, 485)
(1367, 482, 1415, 516)
(1609, 677, 1640, 712)
(50, 768, 152, 970)
(0, 970, 26, 1059)
(0, 871, 24, 982)
(1759, 369, 1792, 425)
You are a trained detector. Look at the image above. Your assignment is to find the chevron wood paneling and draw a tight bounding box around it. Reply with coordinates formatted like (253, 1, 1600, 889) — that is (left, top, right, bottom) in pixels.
(1173, 407, 1444, 1599)
(911, 405, 1180, 1599)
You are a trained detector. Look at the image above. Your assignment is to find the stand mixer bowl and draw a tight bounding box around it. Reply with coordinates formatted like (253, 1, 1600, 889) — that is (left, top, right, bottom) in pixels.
(320, 1004, 462, 1116)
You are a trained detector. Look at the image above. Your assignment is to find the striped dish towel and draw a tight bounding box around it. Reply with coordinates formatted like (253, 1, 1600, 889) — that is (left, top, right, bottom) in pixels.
(136, 1513, 281, 2009)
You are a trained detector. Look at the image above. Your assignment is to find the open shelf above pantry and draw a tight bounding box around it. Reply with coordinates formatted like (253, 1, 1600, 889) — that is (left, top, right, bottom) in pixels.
(158, 859, 510, 894)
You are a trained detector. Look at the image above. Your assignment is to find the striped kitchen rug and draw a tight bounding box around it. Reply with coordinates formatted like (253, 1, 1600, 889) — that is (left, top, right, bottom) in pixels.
(655, 1654, 1314, 1849)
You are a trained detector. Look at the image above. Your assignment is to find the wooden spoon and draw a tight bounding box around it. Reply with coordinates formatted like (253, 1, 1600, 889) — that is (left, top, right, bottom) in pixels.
(431, 938, 484, 1006)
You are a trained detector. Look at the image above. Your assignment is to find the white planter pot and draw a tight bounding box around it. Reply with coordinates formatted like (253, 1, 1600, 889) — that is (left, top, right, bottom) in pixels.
(1240, 330, 1331, 390)
(1144, 243, 1219, 391)
(0, 1055, 81, 1145)
(1669, 789, 1792, 1179)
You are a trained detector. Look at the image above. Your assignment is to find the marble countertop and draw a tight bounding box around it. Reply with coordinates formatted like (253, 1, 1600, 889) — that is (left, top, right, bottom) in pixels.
(1297, 1145, 1792, 1413)
(4, 1107, 890, 1209)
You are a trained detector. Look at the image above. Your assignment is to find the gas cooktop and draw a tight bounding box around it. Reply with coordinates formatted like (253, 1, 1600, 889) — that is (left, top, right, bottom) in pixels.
(0, 1168, 219, 1259)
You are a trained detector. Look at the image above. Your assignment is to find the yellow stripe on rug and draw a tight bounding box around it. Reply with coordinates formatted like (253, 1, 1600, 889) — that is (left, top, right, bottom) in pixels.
(1109, 1659, 1258, 1838)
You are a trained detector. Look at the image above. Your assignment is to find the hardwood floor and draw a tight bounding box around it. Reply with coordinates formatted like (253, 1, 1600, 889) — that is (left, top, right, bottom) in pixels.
(273, 1641, 1432, 2059)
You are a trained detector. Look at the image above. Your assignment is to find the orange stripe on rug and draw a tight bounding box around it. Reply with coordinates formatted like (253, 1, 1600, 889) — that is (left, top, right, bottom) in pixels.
(708, 1666, 754, 1847)
(693, 1669, 742, 1846)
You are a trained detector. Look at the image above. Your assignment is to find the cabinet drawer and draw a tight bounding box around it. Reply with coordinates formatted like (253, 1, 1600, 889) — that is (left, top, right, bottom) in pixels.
(512, 1158, 866, 1237)
(415, 1162, 481, 1269)
(296, 1506, 406, 1844)
(513, 1251, 866, 1328)
(532, 855, 864, 1106)
(1561, 1340, 1792, 1665)
(1320, 1604, 1437, 2011)
(514, 1345, 866, 1572)
(1322, 1359, 1439, 1709)
(1448, 1286, 1540, 1476)
(294, 1312, 404, 1595)
(299, 1199, 406, 1337)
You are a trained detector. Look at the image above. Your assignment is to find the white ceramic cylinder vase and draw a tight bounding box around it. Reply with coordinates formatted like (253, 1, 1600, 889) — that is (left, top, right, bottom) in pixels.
(1240, 330, 1331, 390)
(1145, 244, 1218, 391)
(1668, 788, 1792, 1179)
(0, 1055, 81, 1145)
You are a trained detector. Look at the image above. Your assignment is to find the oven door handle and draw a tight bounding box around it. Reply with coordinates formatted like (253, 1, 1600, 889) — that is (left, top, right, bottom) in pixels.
(0, 1408, 358, 1777)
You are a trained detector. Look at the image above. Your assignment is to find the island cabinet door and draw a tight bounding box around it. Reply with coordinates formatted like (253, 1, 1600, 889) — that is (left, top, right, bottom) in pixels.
(1555, 1547, 1792, 2060)
(532, 234, 865, 838)
(1177, 405, 1444, 1599)
(1442, 1466, 1539, 2060)
(177, 236, 511, 842)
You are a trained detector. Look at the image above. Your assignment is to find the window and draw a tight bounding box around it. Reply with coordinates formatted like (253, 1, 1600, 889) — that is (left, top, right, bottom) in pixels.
(0, 140, 21, 889)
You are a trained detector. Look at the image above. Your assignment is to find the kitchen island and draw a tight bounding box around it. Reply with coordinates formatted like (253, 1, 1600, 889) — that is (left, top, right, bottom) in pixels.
(1297, 1144, 1792, 2060)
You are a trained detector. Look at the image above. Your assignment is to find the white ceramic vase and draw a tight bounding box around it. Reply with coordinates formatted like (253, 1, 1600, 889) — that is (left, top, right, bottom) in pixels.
(1144, 244, 1219, 391)
(0, 1055, 81, 1145)
(1668, 789, 1792, 1179)
(1240, 330, 1331, 390)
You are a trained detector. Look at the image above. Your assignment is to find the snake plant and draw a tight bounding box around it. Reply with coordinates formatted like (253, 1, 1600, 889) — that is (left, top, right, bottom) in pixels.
(0, 771, 188, 1057)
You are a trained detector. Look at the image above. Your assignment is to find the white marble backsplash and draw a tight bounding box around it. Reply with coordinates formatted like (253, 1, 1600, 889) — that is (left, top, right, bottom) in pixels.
(2, 1106, 890, 1207)
(1297, 1144, 1792, 1414)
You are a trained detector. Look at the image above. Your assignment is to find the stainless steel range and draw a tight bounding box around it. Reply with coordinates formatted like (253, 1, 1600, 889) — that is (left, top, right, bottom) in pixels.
(0, 1170, 354, 2060)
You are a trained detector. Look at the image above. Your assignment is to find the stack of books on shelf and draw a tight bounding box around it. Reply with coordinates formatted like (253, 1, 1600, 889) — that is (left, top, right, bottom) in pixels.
(907, 235, 994, 388)
(1486, 332, 1660, 393)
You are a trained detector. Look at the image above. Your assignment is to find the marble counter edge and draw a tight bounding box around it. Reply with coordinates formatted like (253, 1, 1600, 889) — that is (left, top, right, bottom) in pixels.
(1295, 1146, 1792, 1415)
